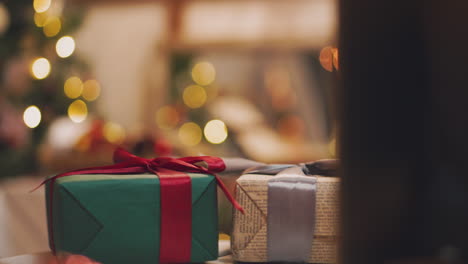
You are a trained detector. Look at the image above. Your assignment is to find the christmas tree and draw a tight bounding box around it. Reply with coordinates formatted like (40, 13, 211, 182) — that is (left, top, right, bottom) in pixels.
(0, 0, 90, 176)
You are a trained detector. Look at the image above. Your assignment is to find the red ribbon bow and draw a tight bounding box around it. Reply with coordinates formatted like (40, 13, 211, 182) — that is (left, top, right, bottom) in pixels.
(40, 148, 243, 263)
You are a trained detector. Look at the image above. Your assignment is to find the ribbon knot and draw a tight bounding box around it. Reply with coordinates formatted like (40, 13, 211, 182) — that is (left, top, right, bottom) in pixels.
(111, 147, 227, 176)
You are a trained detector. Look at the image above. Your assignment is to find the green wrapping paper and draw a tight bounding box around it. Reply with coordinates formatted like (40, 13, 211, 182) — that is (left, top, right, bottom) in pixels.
(45, 173, 218, 264)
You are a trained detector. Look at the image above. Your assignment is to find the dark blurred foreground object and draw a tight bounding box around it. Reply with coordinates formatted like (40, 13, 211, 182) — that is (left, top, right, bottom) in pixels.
(339, 0, 468, 263)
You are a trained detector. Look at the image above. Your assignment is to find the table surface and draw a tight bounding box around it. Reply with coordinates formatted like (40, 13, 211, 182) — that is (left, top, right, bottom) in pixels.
(0, 176, 48, 258)
(0, 252, 234, 264)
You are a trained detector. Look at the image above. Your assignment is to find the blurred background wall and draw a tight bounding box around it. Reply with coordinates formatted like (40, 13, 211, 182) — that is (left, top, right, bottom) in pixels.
(76, 3, 167, 134)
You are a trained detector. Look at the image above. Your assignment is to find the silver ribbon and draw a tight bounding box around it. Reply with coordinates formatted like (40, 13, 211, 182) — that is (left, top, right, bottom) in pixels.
(267, 166, 317, 262)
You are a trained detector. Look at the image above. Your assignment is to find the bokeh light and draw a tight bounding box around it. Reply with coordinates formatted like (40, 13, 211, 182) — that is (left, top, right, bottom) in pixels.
(178, 122, 202, 146)
(34, 12, 48, 27)
(33, 0, 51, 13)
(43, 16, 61, 37)
(204, 119, 228, 144)
(332, 48, 339, 70)
(68, 100, 88, 123)
(56, 36, 75, 58)
(103, 122, 126, 144)
(319, 46, 334, 72)
(23, 106, 41, 128)
(0, 3, 9, 35)
(191, 62, 216, 86)
(64, 77, 83, 99)
(82, 80, 101, 101)
(183, 85, 207, 109)
(155, 106, 180, 129)
(31, 57, 51, 79)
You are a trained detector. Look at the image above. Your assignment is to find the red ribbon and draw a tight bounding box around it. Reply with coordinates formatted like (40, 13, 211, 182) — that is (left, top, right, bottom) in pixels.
(38, 148, 244, 262)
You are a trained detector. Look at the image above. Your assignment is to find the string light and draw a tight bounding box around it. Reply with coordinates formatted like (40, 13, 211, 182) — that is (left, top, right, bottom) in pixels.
(68, 100, 88, 123)
(43, 16, 61, 37)
(34, 12, 48, 27)
(319, 46, 334, 72)
(31, 57, 51, 80)
(82, 80, 101, 101)
(183, 85, 207, 109)
(23, 106, 42, 128)
(178, 122, 202, 146)
(103, 122, 126, 144)
(204, 119, 228, 144)
(64, 76, 83, 99)
(191, 62, 216, 86)
(155, 106, 179, 129)
(33, 0, 51, 13)
(56, 36, 75, 58)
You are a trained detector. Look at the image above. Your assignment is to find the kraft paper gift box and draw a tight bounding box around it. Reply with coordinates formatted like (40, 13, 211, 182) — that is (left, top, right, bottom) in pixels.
(231, 160, 340, 263)
(43, 148, 241, 264)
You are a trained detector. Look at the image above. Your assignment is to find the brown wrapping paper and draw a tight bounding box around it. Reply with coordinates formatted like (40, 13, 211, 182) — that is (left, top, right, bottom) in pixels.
(231, 174, 339, 263)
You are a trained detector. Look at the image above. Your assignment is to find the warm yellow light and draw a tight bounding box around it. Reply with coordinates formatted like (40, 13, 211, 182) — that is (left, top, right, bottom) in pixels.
(43, 16, 61, 37)
(82, 80, 101, 101)
(191, 62, 216, 86)
(182, 85, 207, 109)
(204, 119, 228, 144)
(219, 233, 230, 241)
(178, 122, 202, 146)
(0, 3, 9, 35)
(23, 106, 42, 128)
(103, 122, 126, 144)
(34, 12, 48, 27)
(64, 76, 83, 99)
(319, 46, 334, 72)
(68, 100, 88, 123)
(332, 48, 339, 70)
(33, 0, 51, 13)
(56, 36, 75, 58)
(155, 106, 179, 129)
(31, 57, 51, 80)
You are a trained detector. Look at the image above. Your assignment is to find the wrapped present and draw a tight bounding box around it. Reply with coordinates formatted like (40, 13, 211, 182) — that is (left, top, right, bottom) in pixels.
(41, 148, 243, 264)
(231, 160, 340, 263)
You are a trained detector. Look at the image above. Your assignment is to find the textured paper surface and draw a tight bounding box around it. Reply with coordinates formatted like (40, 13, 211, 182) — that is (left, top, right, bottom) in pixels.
(231, 174, 339, 263)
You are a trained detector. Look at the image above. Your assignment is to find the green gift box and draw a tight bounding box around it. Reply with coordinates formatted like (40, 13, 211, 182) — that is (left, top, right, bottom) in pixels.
(45, 172, 218, 264)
